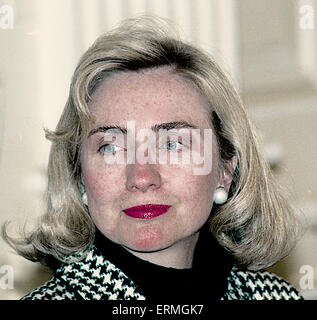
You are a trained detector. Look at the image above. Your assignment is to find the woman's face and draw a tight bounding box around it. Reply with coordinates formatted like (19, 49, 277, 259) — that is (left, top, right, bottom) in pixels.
(80, 67, 222, 264)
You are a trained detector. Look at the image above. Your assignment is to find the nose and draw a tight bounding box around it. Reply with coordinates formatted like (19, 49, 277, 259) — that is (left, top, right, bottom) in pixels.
(126, 163, 161, 192)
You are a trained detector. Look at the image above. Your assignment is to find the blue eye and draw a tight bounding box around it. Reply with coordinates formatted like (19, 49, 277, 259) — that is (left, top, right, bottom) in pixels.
(103, 144, 115, 152)
(102, 144, 121, 153)
(164, 141, 180, 151)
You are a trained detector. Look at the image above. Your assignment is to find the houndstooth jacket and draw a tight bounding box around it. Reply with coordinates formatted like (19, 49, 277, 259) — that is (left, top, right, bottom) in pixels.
(22, 243, 303, 301)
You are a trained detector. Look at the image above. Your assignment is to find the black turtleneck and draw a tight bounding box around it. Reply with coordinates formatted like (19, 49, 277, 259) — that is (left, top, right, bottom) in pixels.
(94, 222, 233, 301)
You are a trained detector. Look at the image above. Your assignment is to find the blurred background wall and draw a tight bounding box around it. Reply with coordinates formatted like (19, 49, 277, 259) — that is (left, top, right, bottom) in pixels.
(0, 0, 316, 299)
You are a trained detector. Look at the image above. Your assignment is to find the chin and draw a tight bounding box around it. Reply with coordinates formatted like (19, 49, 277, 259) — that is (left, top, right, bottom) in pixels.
(123, 224, 172, 252)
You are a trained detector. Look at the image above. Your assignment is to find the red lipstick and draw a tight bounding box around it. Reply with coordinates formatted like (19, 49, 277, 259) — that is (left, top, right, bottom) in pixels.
(122, 204, 171, 219)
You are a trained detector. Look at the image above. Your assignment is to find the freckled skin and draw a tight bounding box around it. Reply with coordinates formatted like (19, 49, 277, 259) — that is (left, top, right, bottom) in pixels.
(80, 67, 223, 268)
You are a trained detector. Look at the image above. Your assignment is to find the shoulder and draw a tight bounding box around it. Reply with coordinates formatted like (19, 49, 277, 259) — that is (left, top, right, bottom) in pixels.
(222, 266, 303, 300)
(21, 246, 145, 300)
(21, 276, 76, 300)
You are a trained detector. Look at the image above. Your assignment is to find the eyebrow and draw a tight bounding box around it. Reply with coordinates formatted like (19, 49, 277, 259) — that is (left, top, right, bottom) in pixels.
(88, 121, 199, 138)
(88, 125, 127, 137)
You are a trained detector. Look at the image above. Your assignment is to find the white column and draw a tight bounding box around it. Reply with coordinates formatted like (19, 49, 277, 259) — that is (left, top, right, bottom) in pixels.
(127, 0, 147, 16)
(102, 0, 124, 31)
(77, 0, 103, 51)
(191, 0, 216, 54)
(146, 0, 170, 18)
(35, 0, 80, 133)
(170, 0, 193, 41)
(214, 0, 241, 88)
(295, 0, 317, 84)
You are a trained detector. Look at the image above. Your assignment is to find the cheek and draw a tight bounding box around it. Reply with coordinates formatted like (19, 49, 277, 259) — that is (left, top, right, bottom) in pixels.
(173, 167, 218, 223)
(81, 163, 125, 239)
(165, 139, 219, 203)
(82, 163, 123, 202)
(165, 167, 216, 203)
(184, 176, 215, 220)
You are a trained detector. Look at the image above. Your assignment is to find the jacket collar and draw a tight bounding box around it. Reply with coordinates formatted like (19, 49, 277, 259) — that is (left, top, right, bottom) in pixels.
(55, 224, 233, 301)
(55, 246, 146, 300)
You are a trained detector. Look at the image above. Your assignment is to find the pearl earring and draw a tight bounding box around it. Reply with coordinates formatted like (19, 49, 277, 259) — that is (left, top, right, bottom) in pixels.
(78, 179, 88, 206)
(214, 187, 228, 205)
(82, 192, 88, 206)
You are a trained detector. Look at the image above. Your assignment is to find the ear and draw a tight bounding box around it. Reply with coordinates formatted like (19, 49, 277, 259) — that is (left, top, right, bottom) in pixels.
(80, 173, 85, 186)
(78, 174, 86, 194)
(220, 156, 237, 193)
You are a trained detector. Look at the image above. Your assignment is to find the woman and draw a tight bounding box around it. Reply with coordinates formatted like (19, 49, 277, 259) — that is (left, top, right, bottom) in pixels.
(3, 16, 303, 300)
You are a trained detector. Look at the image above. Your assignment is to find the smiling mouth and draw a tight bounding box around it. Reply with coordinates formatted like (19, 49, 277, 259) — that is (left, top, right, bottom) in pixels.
(122, 204, 171, 219)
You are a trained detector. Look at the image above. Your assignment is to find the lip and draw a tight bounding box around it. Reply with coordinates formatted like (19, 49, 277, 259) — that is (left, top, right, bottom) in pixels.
(122, 204, 171, 219)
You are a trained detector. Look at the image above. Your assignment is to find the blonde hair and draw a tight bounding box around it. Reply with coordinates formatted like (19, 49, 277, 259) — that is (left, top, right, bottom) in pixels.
(2, 16, 302, 270)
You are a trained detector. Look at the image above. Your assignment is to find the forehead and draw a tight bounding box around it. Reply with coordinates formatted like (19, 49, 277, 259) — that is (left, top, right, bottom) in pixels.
(89, 67, 211, 129)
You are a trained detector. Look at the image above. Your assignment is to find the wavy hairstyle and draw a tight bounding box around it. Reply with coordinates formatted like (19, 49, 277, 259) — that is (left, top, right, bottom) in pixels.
(2, 16, 302, 270)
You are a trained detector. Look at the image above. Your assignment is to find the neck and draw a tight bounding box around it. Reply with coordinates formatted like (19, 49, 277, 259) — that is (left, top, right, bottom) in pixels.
(123, 231, 200, 269)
